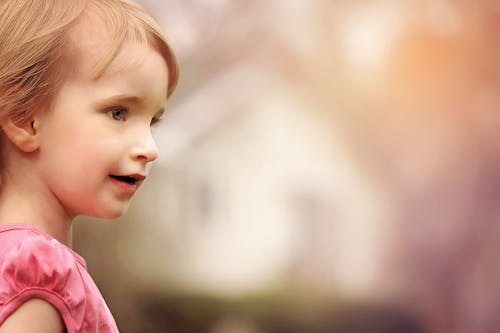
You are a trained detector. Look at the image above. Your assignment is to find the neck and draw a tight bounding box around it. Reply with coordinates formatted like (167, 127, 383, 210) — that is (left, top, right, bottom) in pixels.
(0, 165, 74, 247)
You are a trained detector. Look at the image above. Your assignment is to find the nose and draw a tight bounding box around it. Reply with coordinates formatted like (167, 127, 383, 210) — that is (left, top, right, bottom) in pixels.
(131, 130, 158, 162)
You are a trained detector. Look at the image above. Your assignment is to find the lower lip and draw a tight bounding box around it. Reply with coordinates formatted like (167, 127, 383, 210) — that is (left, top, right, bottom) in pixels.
(109, 176, 138, 195)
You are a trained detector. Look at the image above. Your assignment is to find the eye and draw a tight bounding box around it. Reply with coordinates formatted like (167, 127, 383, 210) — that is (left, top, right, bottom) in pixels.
(107, 108, 127, 121)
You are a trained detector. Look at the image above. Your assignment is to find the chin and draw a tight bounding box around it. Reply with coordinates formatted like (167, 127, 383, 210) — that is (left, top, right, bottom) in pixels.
(87, 204, 129, 220)
(103, 208, 128, 219)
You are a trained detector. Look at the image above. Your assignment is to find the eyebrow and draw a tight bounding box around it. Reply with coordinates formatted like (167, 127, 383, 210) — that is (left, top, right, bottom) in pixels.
(102, 94, 145, 107)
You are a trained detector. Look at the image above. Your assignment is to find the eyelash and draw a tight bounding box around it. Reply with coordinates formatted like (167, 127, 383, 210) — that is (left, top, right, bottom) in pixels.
(150, 117, 161, 126)
(107, 107, 127, 121)
(106, 106, 161, 126)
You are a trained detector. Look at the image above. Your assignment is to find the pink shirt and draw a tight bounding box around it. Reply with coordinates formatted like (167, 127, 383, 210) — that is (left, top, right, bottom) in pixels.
(0, 224, 119, 332)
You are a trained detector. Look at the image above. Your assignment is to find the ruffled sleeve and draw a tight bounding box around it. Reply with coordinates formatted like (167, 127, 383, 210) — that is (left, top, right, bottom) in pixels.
(0, 234, 86, 332)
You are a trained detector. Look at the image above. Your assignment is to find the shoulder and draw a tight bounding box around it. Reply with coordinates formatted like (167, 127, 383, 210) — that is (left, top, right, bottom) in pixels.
(0, 226, 86, 332)
(0, 227, 81, 292)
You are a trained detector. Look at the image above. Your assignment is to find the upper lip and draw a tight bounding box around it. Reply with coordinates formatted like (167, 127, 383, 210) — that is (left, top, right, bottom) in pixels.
(127, 173, 146, 181)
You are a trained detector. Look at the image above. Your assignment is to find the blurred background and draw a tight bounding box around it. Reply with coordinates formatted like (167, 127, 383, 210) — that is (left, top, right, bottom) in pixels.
(74, 0, 500, 332)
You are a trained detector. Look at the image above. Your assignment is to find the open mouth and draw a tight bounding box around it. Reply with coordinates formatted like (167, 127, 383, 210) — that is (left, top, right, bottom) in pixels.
(109, 175, 138, 185)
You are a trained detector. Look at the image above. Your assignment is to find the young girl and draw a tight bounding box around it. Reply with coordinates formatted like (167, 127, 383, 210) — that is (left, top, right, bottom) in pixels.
(0, 0, 178, 332)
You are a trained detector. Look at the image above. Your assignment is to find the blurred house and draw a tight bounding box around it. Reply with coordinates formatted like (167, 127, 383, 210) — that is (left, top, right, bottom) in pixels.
(119, 51, 391, 301)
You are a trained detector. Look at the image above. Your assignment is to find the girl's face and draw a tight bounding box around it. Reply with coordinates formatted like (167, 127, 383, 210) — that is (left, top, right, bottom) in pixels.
(35, 42, 169, 218)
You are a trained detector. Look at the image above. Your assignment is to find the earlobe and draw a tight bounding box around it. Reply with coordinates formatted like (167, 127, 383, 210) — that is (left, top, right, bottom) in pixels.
(0, 116, 40, 153)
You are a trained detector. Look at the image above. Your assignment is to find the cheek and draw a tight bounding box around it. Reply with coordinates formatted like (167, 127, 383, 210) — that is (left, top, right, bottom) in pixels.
(42, 127, 111, 175)
(67, 135, 118, 170)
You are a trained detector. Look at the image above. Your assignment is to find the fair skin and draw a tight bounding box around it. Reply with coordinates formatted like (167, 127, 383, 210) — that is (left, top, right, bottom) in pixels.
(0, 299, 65, 333)
(0, 31, 169, 333)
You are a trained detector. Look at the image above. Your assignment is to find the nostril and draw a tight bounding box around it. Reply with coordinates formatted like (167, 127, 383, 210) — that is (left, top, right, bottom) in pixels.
(133, 147, 158, 162)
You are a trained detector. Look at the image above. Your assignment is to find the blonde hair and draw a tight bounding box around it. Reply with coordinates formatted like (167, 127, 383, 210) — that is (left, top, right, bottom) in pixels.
(0, 0, 179, 125)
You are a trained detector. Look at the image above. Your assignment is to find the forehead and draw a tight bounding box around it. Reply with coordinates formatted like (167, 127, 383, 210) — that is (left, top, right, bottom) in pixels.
(62, 2, 178, 97)
(61, 5, 170, 108)
(65, 20, 168, 105)
(67, 6, 155, 79)
(68, 8, 114, 64)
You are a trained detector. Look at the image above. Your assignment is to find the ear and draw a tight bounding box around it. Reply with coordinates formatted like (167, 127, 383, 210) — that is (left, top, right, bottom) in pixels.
(0, 116, 40, 153)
